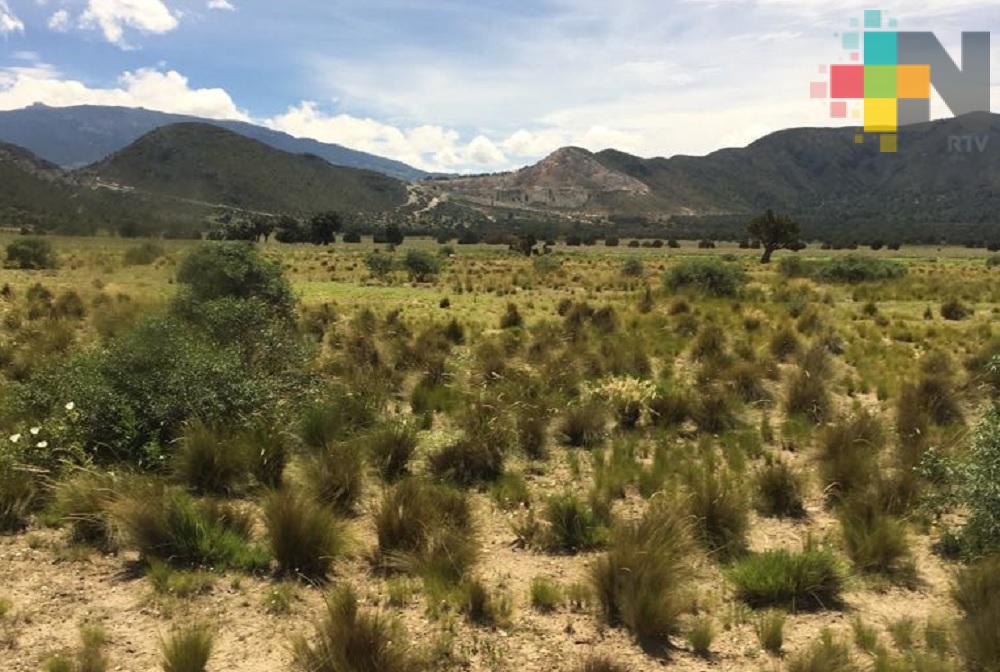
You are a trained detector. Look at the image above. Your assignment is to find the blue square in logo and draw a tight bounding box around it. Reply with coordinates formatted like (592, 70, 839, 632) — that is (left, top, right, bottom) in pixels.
(842, 32, 860, 50)
(864, 10, 882, 28)
(865, 31, 897, 65)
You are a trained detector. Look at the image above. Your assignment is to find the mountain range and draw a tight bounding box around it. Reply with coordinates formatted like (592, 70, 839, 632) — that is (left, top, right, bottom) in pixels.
(0, 104, 998, 242)
(0, 104, 427, 181)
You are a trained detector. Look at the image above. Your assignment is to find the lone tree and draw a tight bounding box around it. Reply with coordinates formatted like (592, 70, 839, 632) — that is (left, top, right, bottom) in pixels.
(307, 211, 341, 245)
(747, 209, 800, 264)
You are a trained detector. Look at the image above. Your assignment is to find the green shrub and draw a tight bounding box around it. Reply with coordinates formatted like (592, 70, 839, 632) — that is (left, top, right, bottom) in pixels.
(403, 249, 442, 282)
(176, 242, 293, 314)
(174, 422, 250, 495)
(786, 629, 857, 672)
(692, 386, 739, 433)
(941, 299, 972, 321)
(755, 610, 786, 654)
(987, 254, 1000, 268)
(953, 555, 1000, 672)
(292, 585, 419, 672)
(591, 497, 697, 642)
(621, 257, 644, 277)
(664, 258, 745, 296)
(302, 441, 365, 515)
(123, 241, 165, 266)
(5, 238, 57, 270)
(814, 255, 906, 283)
(367, 422, 418, 481)
(686, 460, 748, 559)
(264, 489, 347, 581)
(499, 303, 523, 329)
(160, 623, 214, 672)
(543, 492, 607, 552)
(818, 411, 884, 501)
(728, 542, 844, 610)
(374, 479, 477, 585)
(529, 577, 563, 612)
(755, 456, 806, 518)
(959, 407, 1000, 555)
(113, 484, 267, 571)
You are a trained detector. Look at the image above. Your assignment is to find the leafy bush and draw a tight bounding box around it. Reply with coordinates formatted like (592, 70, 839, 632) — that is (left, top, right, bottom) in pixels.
(374, 479, 477, 585)
(959, 406, 1000, 555)
(113, 483, 267, 571)
(301, 441, 365, 515)
(542, 493, 607, 552)
(941, 298, 972, 321)
(727, 542, 844, 610)
(364, 251, 394, 278)
(292, 586, 419, 672)
(176, 243, 293, 315)
(5, 238, 57, 270)
(264, 489, 347, 581)
(953, 555, 1000, 672)
(403, 249, 442, 282)
(367, 422, 418, 481)
(663, 258, 746, 296)
(621, 257, 645, 277)
(591, 497, 697, 642)
(160, 623, 214, 672)
(808, 255, 906, 283)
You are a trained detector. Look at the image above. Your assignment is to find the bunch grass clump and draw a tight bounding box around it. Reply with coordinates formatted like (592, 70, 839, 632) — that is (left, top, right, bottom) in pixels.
(264, 489, 348, 581)
(952, 554, 1000, 672)
(755, 456, 806, 518)
(367, 422, 418, 481)
(301, 441, 365, 515)
(292, 586, 419, 672)
(591, 497, 697, 643)
(727, 541, 844, 611)
(160, 623, 214, 672)
(542, 492, 608, 553)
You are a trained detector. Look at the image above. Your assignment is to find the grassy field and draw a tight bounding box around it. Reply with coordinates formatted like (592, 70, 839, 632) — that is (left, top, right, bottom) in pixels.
(1, 234, 999, 672)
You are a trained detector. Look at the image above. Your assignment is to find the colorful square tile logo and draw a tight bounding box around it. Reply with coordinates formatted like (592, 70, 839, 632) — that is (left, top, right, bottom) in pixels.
(810, 11, 990, 153)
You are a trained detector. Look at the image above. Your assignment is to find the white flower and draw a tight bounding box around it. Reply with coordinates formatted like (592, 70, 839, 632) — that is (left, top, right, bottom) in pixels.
(65, 402, 75, 411)
(36, 441, 48, 449)
(8, 434, 20, 444)
(29, 427, 41, 436)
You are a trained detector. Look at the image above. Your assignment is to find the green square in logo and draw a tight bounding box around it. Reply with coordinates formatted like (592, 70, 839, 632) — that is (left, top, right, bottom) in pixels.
(864, 65, 896, 98)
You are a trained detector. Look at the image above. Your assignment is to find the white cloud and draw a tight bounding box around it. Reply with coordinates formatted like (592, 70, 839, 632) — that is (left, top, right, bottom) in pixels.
(0, 0, 24, 35)
(80, 0, 180, 48)
(0, 64, 249, 121)
(207, 0, 234, 10)
(266, 101, 512, 173)
(48, 10, 72, 32)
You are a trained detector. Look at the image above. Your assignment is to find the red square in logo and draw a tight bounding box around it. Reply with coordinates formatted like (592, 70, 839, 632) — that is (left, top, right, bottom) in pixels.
(830, 65, 864, 98)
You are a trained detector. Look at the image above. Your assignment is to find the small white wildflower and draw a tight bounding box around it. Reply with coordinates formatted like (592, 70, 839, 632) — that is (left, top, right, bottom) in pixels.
(36, 441, 48, 449)
(30, 427, 41, 436)
(65, 402, 75, 411)
(8, 434, 21, 444)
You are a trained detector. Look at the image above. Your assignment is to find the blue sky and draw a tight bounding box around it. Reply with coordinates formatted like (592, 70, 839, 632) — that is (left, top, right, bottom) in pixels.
(0, 0, 997, 172)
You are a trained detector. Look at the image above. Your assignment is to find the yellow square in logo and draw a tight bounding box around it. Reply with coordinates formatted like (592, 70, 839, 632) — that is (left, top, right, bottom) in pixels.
(854, 134, 865, 144)
(865, 98, 897, 133)
(880, 134, 898, 153)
